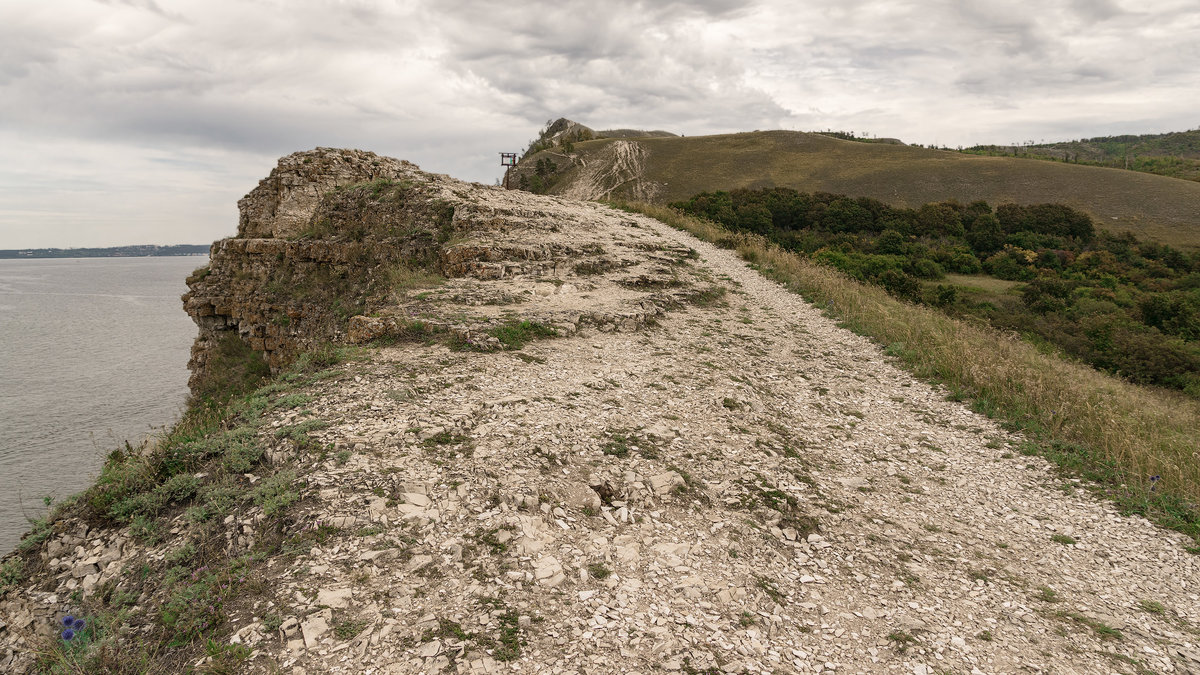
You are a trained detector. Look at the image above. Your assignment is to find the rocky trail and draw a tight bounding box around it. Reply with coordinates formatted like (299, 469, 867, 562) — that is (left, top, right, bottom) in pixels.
(2, 152, 1198, 674)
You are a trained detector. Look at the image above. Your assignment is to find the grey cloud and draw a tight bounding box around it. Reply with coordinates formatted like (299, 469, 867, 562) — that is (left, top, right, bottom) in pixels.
(91, 0, 182, 20)
(428, 0, 786, 134)
(953, 5, 1049, 57)
(2, 0, 1199, 247)
(1068, 0, 1127, 22)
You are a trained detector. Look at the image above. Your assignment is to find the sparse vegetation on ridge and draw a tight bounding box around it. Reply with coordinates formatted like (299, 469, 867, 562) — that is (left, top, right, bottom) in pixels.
(615, 201, 1200, 545)
(1, 340, 354, 671)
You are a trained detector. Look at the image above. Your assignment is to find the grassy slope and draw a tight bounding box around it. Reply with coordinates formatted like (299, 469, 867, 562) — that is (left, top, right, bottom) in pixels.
(535, 131, 1200, 249)
(1034, 129, 1200, 158)
(965, 129, 1200, 183)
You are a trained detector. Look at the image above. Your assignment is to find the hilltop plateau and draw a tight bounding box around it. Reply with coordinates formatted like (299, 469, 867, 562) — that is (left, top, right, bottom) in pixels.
(508, 123, 1200, 249)
(964, 128, 1200, 183)
(2, 149, 1199, 674)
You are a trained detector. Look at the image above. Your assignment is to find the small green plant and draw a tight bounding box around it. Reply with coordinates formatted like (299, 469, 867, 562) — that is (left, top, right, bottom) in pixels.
(1036, 586, 1061, 602)
(1138, 599, 1166, 614)
(487, 320, 557, 350)
(887, 629, 918, 652)
(601, 434, 631, 458)
(476, 598, 523, 661)
(587, 562, 612, 580)
(1051, 533, 1077, 545)
(479, 528, 510, 554)
(1062, 611, 1123, 640)
(388, 262, 443, 297)
(976, 629, 994, 641)
(252, 471, 300, 517)
(755, 576, 785, 604)
(274, 419, 330, 443)
(334, 617, 369, 640)
(272, 393, 311, 410)
(424, 617, 469, 642)
(685, 286, 728, 307)
(203, 639, 252, 671)
(161, 563, 246, 646)
(1, 557, 26, 594)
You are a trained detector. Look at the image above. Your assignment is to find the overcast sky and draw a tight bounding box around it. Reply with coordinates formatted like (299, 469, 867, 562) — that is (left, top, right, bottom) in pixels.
(2, 0, 1197, 248)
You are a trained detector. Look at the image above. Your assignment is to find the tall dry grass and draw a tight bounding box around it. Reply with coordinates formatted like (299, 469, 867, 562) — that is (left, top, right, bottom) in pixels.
(620, 201, 1200, 539)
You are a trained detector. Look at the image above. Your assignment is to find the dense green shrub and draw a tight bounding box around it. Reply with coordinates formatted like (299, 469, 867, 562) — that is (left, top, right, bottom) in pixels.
(1141, 291, 1200, 340)
(984, 247, 1036, 281)
(912, 258, 945, 280)
(672, 187, 1200, 395)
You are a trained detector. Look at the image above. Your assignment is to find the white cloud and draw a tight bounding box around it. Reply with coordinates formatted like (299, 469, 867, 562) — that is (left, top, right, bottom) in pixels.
(0, 0, 1197, 247)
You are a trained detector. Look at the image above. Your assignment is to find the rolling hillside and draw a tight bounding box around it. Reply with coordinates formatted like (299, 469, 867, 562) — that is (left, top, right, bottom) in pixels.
(511, 128, 1200, 249)
(963, 128, 1200, 182)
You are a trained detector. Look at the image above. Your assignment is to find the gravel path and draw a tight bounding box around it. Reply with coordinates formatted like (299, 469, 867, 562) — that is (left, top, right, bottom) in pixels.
(265, 198, 1200, 674)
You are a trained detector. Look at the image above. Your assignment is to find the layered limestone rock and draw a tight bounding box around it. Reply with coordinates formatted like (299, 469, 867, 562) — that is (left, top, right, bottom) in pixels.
(182, 148, 708, 394)
(237, 149, 418, 239)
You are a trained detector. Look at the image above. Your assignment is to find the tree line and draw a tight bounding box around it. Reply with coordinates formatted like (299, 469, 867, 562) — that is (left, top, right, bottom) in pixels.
(673, 188, 1200, 396)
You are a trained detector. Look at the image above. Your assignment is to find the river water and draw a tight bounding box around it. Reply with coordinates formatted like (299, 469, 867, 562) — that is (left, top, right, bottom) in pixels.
(0, 256, 203, 554)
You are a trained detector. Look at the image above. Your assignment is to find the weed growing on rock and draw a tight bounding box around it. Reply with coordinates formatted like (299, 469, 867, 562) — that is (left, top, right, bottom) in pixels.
(388, 262, 444, 298)
(252, 471, 300, 517)
(1036, 586, 1061, 602)
(587, 562, 612, 580)
(334, 616, 370, 640)
(160, 560, 248, 647)
(887, 630, 918, 652)
(755, 576, 785, 604)
(0, 557, 25, 594)
(1060, 611, 1123, 640)
(683, 285, 728, 307)
(488, 320, 557, 350)
(1139, 599, 1166, 614)
(202, 639, 252, 672)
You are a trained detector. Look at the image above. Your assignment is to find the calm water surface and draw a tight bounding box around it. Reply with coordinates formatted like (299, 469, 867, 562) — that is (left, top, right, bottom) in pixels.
(0, 257, 204, 553)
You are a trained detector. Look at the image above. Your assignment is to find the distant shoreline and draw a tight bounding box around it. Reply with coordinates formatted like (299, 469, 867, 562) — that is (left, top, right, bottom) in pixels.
(0, 244, 210, 259)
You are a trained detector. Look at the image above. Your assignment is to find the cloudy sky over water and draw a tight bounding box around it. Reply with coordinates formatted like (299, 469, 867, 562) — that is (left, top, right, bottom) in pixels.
(2, 0, 1198, 248)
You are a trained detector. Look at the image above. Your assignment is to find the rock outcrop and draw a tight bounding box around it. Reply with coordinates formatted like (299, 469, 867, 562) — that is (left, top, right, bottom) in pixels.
(182, 147, 701, 394)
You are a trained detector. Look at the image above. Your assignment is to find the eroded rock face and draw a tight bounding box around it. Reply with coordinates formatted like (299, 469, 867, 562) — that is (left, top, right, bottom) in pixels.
(237, 148, 416, 239)
(182, 147, 707, 396)
(182, 149, 448, 391)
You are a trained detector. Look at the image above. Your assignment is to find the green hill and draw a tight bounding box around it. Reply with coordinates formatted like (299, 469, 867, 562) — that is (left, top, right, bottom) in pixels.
(963, 128, 1200, 183)
(511, 128, 1200, 249)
